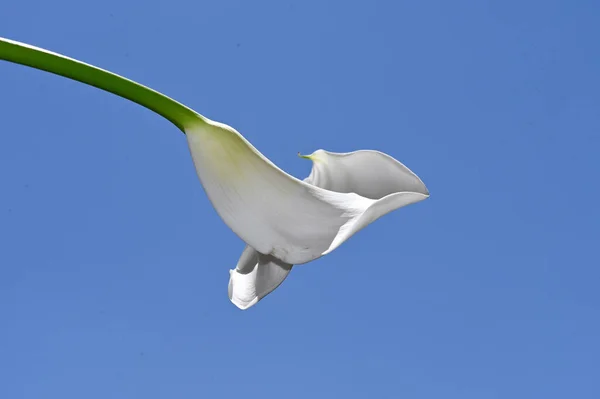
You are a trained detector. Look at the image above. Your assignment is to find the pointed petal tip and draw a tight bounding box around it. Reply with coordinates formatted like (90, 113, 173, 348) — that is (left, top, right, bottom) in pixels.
(230, 295, 259, 310)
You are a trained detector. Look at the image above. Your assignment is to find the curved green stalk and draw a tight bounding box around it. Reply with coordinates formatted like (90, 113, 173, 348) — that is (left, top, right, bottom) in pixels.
(0, 37, 204, 131)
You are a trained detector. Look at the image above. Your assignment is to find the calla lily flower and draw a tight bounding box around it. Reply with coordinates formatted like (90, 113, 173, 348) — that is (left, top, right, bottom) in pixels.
(0, 37, 429, 310)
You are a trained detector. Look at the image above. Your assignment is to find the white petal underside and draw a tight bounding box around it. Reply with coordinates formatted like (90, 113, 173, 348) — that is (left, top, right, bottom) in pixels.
(185, 120, 429, 309)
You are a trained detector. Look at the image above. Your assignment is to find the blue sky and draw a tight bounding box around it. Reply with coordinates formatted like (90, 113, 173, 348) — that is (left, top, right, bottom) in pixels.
(1, 0, 599, 398)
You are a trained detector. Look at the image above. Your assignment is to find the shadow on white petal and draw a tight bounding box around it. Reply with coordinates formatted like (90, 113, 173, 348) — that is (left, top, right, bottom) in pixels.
(304, 149, 429, 198)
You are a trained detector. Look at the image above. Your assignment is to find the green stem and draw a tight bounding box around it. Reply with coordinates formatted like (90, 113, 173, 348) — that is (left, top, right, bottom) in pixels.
(0, 37, 204, 131)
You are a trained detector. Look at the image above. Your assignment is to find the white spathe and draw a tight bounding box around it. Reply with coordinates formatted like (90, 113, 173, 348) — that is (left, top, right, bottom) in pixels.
(184, 119, 429, 310)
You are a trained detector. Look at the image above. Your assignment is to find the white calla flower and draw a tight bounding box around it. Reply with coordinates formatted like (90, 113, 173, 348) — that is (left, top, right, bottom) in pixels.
(0, 37, 429, 310)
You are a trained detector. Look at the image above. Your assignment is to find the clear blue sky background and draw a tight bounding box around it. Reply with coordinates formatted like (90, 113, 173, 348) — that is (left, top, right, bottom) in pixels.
(1, 0, 599, 398)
